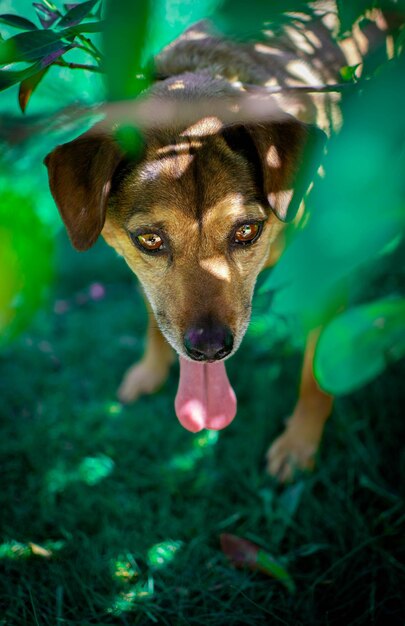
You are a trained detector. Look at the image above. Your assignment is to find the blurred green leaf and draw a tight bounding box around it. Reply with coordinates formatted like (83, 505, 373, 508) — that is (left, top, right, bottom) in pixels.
(0, 187, 53, 347)
(103, 0, 152, 100)
(114, 124, 144, 157)
(214, 0, 315, 39)
(0, 14, 38, 30)
(261, 56, 405, 329)
(315, 299, 405, 395)
(56, 0, 99, 29)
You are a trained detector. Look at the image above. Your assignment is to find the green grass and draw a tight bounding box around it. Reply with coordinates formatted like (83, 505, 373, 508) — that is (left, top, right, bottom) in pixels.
(0, 234, 404, 625)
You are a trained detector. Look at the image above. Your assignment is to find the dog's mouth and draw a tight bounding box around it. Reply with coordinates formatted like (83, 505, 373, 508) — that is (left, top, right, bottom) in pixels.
(156, 312, 250, 432)
(175, 357, 237, 432)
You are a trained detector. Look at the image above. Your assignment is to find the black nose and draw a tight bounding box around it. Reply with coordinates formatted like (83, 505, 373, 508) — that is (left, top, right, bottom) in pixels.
(184, 319, 234, 361)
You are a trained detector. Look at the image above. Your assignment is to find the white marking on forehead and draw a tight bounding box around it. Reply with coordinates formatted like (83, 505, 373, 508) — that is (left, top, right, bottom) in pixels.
(199, 256, 231, 282)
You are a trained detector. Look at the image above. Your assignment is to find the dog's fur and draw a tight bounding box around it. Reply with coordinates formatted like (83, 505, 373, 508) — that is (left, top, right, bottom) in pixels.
(45, 8, 389, 481)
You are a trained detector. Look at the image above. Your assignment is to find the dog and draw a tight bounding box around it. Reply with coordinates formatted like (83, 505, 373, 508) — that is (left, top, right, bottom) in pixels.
(44, 8, 389, 481)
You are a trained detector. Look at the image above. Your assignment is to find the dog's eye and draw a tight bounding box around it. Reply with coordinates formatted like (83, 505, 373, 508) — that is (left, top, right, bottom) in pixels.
(233, 222, 262, 246)
(138, 233, 164, 250)
(130, 231, 166, 253)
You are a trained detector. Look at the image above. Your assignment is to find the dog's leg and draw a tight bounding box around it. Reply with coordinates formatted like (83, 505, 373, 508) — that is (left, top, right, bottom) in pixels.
(118, 300, 174, 403)
(266, 329, 333, 482)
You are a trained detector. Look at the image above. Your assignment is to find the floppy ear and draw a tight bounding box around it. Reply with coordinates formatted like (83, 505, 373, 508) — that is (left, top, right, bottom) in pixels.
(224, 120, 326, 222)
(44, 133, 123, 251)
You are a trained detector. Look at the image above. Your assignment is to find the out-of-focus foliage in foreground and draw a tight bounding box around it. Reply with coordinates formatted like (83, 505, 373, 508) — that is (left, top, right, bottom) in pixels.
(0, 185, 53, 347)
(0, 0, 404, 393)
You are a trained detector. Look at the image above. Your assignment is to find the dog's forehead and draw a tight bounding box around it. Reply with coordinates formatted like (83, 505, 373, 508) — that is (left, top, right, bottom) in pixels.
(130, 128, 256, 220)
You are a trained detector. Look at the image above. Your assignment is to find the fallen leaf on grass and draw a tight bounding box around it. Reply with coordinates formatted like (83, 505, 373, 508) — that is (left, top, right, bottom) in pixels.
(220, 533, 295, 593)
(29, 542, 52, 558)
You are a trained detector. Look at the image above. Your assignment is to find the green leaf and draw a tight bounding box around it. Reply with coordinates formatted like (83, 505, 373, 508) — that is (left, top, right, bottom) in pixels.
(314, 299, 405, 395)
(63, 20, 104, 35)
(0, 45, 72, 92)
(256, 550, 296, 593)
(56, 0, 99, 29)
(0, 30, 65, 65)
(0, 14, 38, 30)
(18, 66, 49, 113)
(220, 534, 295, 593)
(339, 63, 360, 82)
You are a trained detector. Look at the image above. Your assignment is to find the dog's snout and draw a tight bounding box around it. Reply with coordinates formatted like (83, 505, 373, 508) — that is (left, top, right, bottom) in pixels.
(184, 319, 234, 362)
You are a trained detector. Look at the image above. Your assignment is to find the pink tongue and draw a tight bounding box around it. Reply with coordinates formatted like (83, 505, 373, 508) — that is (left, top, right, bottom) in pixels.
(175, 357, 237, 432)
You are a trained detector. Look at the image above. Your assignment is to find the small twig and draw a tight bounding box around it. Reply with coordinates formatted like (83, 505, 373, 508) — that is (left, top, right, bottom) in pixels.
(54, 60, 103, 73)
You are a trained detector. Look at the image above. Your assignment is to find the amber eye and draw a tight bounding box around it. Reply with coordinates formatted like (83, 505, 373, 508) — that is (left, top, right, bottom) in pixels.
(233, 222, 262, 246)
(130, 230, 166, 254)
(137, 233, 163, 250)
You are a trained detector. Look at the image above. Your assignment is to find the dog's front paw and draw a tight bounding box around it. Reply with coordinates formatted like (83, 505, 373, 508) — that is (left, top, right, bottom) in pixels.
(118, 360, 170, 403)
(266, 427, 317, 483)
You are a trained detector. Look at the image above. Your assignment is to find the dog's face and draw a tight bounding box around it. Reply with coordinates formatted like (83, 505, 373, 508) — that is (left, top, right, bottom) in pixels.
(45, 81, 324, 361)
(102, 124, 282, 358)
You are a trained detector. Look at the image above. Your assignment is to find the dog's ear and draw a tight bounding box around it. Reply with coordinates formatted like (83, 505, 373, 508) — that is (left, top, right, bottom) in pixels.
(223, 120, 326, 222)
(44, 133, 123, 251)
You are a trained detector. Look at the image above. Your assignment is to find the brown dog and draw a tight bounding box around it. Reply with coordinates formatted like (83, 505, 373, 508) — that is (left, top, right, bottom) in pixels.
(45, 13, 387, 481)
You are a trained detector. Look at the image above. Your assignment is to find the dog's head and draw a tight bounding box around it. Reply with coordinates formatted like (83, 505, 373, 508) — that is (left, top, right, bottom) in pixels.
(45, 77, 324, 362)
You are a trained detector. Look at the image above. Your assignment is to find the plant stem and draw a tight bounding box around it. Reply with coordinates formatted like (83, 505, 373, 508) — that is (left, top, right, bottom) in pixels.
(54, 60, 103, 73)
(77, 34, 104, 62)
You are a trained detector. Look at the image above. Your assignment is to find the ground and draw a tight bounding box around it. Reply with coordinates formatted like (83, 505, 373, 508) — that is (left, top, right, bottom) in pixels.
(0, 233, 404, 625)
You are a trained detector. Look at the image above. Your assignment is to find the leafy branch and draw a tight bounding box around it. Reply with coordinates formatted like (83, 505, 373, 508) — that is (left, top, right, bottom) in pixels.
(0, 0, 103, 112)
